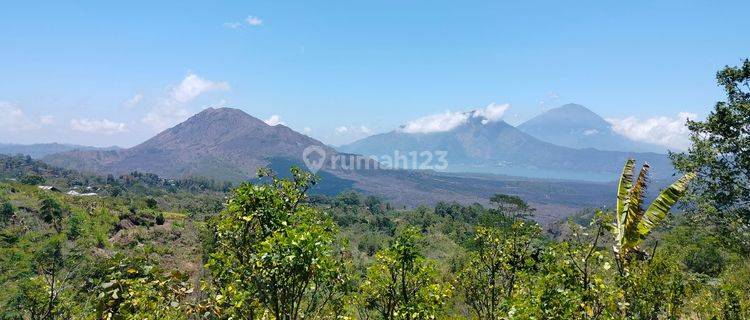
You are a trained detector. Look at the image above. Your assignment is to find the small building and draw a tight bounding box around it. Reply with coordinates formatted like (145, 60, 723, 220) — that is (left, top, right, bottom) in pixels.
(66, 190, 97, 196)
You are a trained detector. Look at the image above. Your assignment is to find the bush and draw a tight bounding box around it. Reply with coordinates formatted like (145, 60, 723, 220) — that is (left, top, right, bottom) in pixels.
(155, 212, 165, 225)
(684, 245, 724, 277)
(0, 201, 13, 221)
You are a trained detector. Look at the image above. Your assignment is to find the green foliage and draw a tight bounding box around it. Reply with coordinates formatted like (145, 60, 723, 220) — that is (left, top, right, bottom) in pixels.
(672, 59, 750, 253)
(155, 212, 165, 226)
(20, 174, 45, 185)
(206, 167, 350, 320)
(684, 245, 725, 277)
(40, 197, 67, 233)
(612, 159, 694, 268)
(359, 227, 452, 320)
(490, 193, 535, 219)
(0, 200, 13, 222)
(145, 197, 158, 210)
(458, 221, 541, 319)
(94, 255, 194, 320)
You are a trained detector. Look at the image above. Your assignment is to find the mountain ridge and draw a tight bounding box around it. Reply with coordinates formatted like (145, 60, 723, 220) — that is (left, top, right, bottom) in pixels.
(0, 143, 121, 159)
(340, 108, 673, 180)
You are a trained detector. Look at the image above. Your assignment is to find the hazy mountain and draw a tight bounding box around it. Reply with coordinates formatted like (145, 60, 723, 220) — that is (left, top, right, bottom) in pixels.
(0, 143, 120, 159)
(517, 103, 666, 153)
(340, 113, 673, 180)
(44, 107, 337, 182)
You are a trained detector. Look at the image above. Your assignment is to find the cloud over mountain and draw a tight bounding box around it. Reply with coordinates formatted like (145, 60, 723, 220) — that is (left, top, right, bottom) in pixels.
(606, 112, 695, 150)
(142, 73, 231, 131)
(70, 118, 128, 134)
(400, 103, 510, 134)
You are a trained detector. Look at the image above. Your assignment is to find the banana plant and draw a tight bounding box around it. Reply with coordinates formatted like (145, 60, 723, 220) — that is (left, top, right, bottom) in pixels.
(611, 159, 695, 265)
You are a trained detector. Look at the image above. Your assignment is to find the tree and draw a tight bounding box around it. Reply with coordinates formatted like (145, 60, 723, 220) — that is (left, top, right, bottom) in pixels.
(490, 193, 535, 220)
(359, 227, 452, 320)
(40, 197, 65, 233)
(671, 59, 750, 253)
(611, 159, 694, 273)
(0, 200, 13, 222)
(206, 167, 350, 320)
(365, 195, 384, 215)
(145, 197, 158, 210)
(32, 235, 74, 320)
(459, 221, 541, 320)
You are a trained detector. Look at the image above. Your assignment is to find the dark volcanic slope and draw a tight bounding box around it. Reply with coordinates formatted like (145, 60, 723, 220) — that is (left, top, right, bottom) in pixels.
(45, 107, 336, 182)
(517, 103, 666, 153)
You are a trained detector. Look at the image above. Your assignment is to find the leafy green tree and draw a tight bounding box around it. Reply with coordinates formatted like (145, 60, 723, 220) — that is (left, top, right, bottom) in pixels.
(611, 159, 694, 273)
(490, 193, 535, 219)
(458, 221, 541, 320)
(30, 235, 72, 319)
(66, 211, 84, 240)
(20, 174, 45, 185)
(145, 197, 158, 210)
(40, 197, 66, 233)
(365, 195, 384, 215)
(206, 167, 350, 320)
(8, 276, 50, 320)
(0, 200, 13, 222)
(360, 227, 452, 320)
(671, 59, 750, 253)
(337, 190, 361, 207)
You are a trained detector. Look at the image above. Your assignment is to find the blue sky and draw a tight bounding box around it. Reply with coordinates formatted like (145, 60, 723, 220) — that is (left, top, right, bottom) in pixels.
(1, 0, 748, 147)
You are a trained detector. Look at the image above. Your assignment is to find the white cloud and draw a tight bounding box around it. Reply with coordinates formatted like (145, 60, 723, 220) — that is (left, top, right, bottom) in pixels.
(303, 127, 312, 134)
(246, 15, 263, 26)
(142, 73, 231, 131)
(223, 22, 242, 29)
(606, 112, 696, 150)
(538, 92, 560, 111)
(335, 126, 349, 134)
(264, 115, 283, 126)
(170, 73, 230, 103)
(473, 103, 510, 124)
(141, 103, 192, 132)
(334, 125, 372, 135)
(123, 93, 143, 108)
(39, 115, 56, 125)
(0, 101, 42, 131)
(400, 102, 510, 134)
(70, 118, 128, 135)
(583, 129, 599, 136)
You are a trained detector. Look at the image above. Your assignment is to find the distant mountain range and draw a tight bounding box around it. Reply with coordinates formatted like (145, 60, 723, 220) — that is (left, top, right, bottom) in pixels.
(39, 107, 639, 222)
(0, 143, 120, 159)
(339, 106, 673, 180)
(517, 104, 666, 153)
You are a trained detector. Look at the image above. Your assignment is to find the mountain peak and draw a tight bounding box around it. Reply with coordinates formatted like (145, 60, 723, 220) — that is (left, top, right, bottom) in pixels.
(45, 107, 333, 181)
(557, 103, 592, 112)
(517, 104, 666, 153)
(192, 107, 265, 123)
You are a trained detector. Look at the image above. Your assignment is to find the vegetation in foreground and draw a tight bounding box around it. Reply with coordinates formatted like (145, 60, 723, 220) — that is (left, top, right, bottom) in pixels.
(0, 60, 748, 319)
